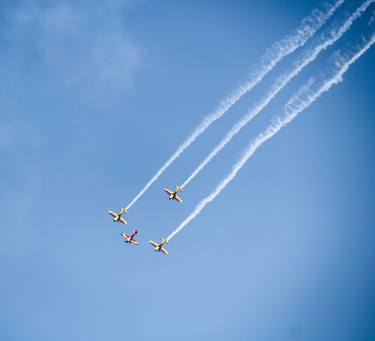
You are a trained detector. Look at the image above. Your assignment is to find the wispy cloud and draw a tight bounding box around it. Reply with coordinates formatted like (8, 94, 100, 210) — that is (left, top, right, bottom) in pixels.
(4, 1, 140, 100)
(0, 1, 140, 218)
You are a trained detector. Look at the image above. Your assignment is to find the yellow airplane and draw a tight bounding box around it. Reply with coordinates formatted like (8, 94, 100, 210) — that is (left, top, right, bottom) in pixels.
(164, 186, 183, 203)
(108, 208, 128, 224)
(149, 238, 169, 255)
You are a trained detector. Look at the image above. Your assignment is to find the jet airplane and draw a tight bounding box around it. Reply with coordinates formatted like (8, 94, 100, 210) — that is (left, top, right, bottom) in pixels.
(108, 208, 128, 224)
(149, 238, 169, 255)
(164, 186, 183, 203)
(121, 230, 139, 245)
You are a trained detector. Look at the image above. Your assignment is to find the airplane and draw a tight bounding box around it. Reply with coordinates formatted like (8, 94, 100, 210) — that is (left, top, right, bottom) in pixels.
(149, 238, 169, 255)
(121, 230, 139, 245)
(163, 186, 183, 203)
(108, 208, 128, 224)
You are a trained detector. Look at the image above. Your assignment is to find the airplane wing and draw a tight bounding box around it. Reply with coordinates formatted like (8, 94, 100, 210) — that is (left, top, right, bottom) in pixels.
(149, 240, 159, 248)
(119, 217, 128, 224)
(130, 239, 139, 245)
(175, 195, 183, 203)
(108, 211, 118, 218)
(164, 188, 174, 195)
(161, 247, 169, 255)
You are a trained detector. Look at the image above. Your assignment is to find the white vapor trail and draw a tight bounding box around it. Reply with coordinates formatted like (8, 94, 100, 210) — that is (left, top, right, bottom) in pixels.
(181, 0, 374, 188)
(125, 0, 344, 210)
(167, 33, 375, 241)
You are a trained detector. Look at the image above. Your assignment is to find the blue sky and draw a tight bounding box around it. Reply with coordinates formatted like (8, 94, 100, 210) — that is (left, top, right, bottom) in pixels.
(0, 1, 374, 340)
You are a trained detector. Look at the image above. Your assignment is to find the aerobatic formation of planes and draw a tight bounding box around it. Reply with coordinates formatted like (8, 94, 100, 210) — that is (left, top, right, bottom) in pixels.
(108, 186, 184, 255)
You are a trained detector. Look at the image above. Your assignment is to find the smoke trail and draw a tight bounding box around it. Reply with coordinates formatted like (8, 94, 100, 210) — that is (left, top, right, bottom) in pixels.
(181, 0, 373, 188)
(125, 0, 344, 210)
(167, 33, 375, 241)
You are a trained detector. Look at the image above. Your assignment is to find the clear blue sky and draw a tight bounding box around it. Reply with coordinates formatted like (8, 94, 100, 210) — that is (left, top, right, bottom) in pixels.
(1, 1, 374, 340)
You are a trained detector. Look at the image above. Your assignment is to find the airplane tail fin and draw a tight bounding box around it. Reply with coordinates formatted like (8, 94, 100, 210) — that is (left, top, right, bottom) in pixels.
(176, 186, 183, 193)
(162, 238, 168, 244)
(120, 208, 127, 214)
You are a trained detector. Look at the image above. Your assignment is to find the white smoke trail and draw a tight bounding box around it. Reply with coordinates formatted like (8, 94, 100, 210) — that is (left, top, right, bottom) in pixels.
(125, 0, 344, 210)
(167, 33, 375, 241)
(181, 0, 374, 188)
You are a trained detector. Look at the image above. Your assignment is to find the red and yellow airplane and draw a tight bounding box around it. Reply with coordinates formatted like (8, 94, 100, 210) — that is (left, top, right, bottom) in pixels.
(121, 230, 139, 245)
(149, 238, 169, 255)
(164, 186, 183, 203)
(108, 208, 128, 224)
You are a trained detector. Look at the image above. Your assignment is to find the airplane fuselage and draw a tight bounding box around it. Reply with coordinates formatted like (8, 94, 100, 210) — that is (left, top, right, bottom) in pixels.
(156, 241, 165, 251)
(169, 193, 177, 200)
(127, 236, 135, 243)
(115, 212, 125, 221)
